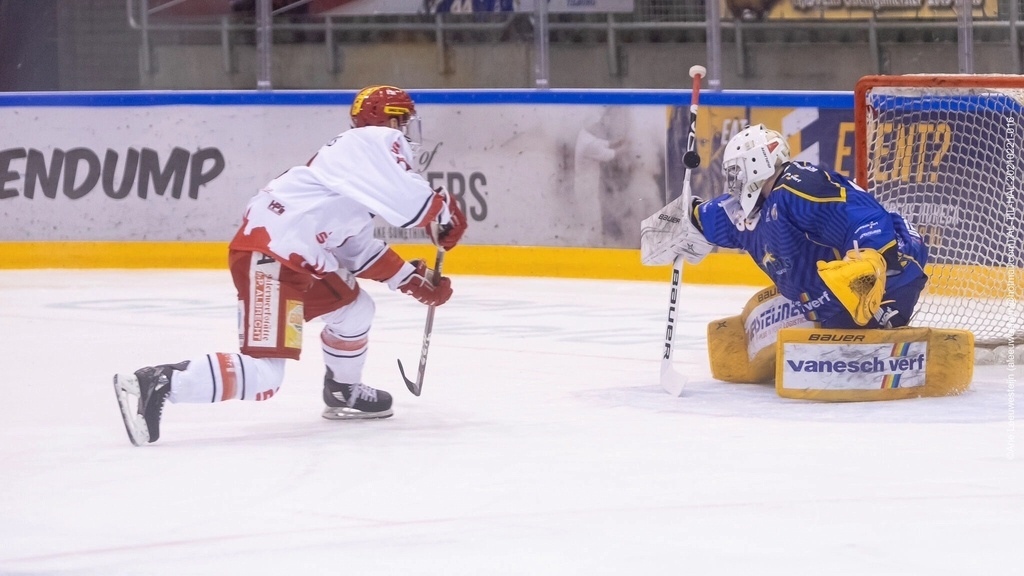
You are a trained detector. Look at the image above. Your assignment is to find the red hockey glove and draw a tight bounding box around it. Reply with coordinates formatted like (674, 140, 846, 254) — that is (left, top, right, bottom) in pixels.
(427, 189, 467, 251)
(398, 260, 452, 306)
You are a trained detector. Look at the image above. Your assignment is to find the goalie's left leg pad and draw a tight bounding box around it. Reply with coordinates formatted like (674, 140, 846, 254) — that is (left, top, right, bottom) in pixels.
(707, 286, 815, 384)
(707, 315, 775, 384)
(775, 327, 974, 401)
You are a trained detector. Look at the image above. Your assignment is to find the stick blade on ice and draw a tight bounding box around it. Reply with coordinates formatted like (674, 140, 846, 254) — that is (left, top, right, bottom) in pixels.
(660, 360, 687, 397)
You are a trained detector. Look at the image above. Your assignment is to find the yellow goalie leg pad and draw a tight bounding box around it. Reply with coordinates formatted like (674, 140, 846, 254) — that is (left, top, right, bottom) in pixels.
(775, 327, 974, 401)
(707, 315, 776, 383)
(816, 248, 886, 326)
(707, 286, 815, 384)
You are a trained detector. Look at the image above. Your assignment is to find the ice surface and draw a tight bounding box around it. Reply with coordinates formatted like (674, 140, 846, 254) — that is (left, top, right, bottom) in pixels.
(0, 270, 1020, 576)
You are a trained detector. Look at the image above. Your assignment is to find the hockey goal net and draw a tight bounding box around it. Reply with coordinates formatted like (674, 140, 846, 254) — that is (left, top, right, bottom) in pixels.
(855, 75, 1023, 359)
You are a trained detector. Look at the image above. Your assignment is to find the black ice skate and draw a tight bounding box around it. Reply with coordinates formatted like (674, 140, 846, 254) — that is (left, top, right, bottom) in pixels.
(322, 369, 393, 420)
(113, 362, 188, 446)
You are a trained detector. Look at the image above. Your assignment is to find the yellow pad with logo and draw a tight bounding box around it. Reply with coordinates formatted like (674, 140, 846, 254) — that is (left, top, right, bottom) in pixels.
(775, 327, 974, 401)
(707, 286, 815, 383)
(816, 248, 886, 326)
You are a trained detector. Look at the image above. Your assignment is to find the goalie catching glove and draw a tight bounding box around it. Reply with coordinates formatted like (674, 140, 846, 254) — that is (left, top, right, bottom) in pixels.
(640, 198, 714, 266)
(816, 247, 886, 326)
(426, 187, 467, 251)
(398, 259, 452, 306)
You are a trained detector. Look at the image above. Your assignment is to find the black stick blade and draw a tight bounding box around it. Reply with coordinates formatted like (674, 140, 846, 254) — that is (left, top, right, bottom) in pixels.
(397, 359, 422, 396)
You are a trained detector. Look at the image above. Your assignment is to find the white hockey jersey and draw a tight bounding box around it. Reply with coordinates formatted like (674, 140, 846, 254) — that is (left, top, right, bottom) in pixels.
(230, 126, 450, 280)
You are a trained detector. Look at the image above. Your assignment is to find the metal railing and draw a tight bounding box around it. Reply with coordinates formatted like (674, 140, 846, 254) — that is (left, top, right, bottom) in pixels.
(126, 0, 1024, 88)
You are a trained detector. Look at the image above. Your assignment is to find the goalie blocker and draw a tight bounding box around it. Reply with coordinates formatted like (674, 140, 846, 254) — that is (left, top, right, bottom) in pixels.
(708, 287, 973, 401)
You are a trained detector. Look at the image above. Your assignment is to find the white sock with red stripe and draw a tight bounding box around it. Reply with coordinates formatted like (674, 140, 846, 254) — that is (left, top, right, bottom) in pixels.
(167, 354, 285, 403)
(321, 327, 369, 384)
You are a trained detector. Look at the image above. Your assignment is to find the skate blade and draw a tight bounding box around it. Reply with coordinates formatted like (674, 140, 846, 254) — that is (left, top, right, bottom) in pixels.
(113, 374, 149, 446)
(321, 406, 394, 421)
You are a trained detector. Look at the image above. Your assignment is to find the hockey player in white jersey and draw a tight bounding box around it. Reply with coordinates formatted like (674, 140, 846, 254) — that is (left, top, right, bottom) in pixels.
(113, 85, 467, 446)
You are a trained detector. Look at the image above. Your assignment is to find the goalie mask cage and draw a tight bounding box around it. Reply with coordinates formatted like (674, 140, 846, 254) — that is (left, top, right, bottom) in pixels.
(855, 75, 1024, 353)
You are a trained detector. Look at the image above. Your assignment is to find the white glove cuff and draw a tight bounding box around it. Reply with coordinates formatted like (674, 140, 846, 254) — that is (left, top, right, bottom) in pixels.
(386, 261, 418, 291)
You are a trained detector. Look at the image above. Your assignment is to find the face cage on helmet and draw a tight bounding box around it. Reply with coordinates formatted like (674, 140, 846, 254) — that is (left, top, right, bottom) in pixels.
(723, 162, 744, 196)
(722, 157, 767, 219)
(724, 160, 760, 203)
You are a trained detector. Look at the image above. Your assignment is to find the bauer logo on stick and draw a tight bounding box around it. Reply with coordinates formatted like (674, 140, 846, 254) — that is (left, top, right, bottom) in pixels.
(640, 63, 706, 397)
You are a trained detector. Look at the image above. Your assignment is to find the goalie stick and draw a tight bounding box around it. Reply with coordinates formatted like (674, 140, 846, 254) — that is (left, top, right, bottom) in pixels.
(656, 64, 705, 397)
(398, 246, 445, 396)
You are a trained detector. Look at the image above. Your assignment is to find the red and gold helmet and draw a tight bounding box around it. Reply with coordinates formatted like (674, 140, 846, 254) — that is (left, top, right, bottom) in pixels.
(350, 85, 416, 128)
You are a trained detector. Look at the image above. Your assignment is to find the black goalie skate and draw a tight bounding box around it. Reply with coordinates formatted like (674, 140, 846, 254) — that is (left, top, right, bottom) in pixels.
(322, 369, 393, 420)
(113, 362, 188, 446)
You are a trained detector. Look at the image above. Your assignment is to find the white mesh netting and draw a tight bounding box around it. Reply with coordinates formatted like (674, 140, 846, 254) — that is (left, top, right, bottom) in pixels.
(861, 80, 1023, 353)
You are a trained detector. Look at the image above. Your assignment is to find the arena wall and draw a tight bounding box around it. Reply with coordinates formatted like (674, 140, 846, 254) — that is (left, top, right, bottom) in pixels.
(0, 89, 854, 285)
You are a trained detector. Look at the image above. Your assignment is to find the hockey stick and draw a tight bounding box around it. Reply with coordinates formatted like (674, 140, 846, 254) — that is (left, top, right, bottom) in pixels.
(660, 64, 705, 397)
(398, 247, 445, 397)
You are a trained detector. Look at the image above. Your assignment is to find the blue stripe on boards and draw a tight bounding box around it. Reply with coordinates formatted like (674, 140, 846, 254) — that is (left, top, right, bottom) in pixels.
(0, 90, 855, 110)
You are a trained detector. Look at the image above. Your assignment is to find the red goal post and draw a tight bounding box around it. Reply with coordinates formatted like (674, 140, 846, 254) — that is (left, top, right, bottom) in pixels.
(854, 74, 1023, 354)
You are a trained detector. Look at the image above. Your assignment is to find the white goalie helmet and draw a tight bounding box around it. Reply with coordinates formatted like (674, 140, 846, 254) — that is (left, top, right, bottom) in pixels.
(722, 124, 790, 219)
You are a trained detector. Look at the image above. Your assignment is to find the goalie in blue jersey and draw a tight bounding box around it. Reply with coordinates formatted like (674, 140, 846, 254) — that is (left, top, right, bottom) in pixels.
(645, 124, 929, 329)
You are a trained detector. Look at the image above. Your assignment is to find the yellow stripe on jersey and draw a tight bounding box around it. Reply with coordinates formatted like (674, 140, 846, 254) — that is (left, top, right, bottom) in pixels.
(692, 202, 704, 232)
(878, 239, 897, 252)
(777, 183, 847, 203)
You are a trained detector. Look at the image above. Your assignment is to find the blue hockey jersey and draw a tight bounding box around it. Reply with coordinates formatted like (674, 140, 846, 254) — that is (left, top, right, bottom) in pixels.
(696, 162, 928, 325)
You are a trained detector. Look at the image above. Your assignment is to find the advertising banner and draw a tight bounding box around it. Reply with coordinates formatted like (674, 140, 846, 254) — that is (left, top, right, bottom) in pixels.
(402, 104, 667, 248)
(722, 0, 997, 21)
(2, 92, 867, 251)
(0, 99, 667, 249)
(666, 103, 855, 206)
(0, 105, 342, 242)
(151, 0, 635, 17)
(318, 0, 635, 15)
